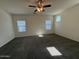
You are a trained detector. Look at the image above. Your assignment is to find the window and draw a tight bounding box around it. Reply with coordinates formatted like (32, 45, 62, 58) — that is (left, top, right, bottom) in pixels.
(17, 20, 26, 32)
(55, 16, 61, 22)
(45, 20, 52, 30)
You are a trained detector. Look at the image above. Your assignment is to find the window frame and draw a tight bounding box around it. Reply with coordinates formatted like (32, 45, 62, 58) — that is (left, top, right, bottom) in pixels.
(16, 19, 26, 32)
(45, 20, 52, 30)
(55, 16, 61, 22)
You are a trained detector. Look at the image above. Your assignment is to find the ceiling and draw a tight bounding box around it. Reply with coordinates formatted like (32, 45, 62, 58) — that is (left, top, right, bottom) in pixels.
(0, 0, 79, 15)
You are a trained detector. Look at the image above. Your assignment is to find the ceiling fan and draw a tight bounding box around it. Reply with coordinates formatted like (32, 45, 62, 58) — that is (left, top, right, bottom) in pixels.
(28, 0, 51, 13)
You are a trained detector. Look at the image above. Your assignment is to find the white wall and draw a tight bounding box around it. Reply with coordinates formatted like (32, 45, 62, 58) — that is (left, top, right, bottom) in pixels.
(55, 4, 79, 42)
(12, 15, 53, 37)
(0, 9, 15, 47)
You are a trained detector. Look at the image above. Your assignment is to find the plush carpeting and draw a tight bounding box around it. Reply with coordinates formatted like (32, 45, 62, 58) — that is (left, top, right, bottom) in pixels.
(0, 34, 79, 59)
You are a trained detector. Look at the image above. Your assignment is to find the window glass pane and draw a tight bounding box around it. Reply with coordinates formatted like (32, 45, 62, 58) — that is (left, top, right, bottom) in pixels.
(46, 20, 51, 25)
(45, 20, 52, 30)
(55, 16, 61, 22)
(46, 24, 51, 30)
(17, 20, 26, 32)
(17, 20, 26, 27)
(18, 27, 26, 32)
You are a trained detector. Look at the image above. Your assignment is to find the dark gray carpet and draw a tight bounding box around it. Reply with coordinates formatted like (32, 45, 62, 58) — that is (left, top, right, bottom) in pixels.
(0, 34, 79, 59)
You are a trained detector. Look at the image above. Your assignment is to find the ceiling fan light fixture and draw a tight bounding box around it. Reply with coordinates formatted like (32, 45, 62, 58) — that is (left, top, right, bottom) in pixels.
(36, 2, 44, 12)
(28, 0, 51, 13)
(36, 7, 43, 12)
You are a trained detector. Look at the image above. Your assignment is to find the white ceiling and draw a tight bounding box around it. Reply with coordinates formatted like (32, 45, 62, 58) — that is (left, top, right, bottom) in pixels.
(0, 0, 79, 15)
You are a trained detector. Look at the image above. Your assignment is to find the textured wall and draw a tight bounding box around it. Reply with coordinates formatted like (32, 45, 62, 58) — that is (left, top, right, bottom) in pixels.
(55, 4, 79, 42)
(0, 9, 15, 47)
(12, 15, 54, 37)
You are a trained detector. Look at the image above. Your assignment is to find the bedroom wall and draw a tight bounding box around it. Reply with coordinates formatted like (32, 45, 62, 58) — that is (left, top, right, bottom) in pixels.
(0, 9, 15, 47)
(12, 15, 54, 37)
(54, 4, 79, 42)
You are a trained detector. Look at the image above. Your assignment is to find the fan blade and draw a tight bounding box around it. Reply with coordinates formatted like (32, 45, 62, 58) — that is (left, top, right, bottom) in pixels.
(34, 9, 37, 12)
(33, 9, 37, 14)
(29, 5, 36, 7)
(43, 5, 51, 7)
